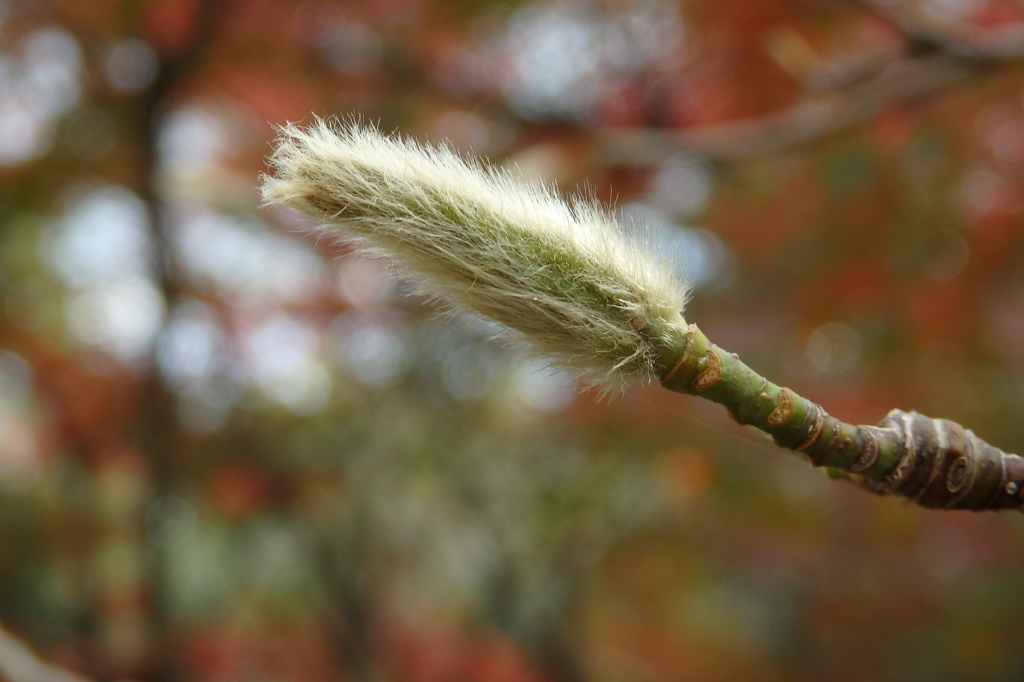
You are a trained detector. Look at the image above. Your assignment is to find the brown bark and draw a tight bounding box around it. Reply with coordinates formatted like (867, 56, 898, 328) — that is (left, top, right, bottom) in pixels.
(660, 325, 1024, 512)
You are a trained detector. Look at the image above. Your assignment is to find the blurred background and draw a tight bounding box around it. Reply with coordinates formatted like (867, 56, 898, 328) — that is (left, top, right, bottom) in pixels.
(2, 0, 1024, 680)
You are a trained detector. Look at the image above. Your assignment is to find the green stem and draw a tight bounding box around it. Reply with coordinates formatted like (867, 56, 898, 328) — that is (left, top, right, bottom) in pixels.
(656, 325, 1024, 512)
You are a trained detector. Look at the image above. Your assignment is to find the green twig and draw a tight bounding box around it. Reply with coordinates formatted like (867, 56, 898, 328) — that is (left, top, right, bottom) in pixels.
(659, 325, 1024, 511)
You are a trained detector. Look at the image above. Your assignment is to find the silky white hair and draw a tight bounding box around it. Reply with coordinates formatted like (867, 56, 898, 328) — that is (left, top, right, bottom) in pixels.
(261, 118, 689, 390)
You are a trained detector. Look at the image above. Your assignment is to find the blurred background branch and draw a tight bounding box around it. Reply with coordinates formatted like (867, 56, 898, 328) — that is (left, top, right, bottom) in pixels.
(863, 0, 1024, 57)
(598, 53, 972, 161)
(602, 0, 1024, 162)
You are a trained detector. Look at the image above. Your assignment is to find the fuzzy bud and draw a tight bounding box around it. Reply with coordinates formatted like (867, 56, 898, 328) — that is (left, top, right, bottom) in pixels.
(261, 118, 690, 390)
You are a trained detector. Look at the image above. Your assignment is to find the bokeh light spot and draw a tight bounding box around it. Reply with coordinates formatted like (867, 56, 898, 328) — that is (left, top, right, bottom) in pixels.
(241, 314, 330, 414)
(806, 322, 862, 375)
(103, 38, 158, 93)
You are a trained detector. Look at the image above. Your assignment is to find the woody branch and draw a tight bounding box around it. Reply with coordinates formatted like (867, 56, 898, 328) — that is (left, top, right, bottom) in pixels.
(658, 325, 1024, 511)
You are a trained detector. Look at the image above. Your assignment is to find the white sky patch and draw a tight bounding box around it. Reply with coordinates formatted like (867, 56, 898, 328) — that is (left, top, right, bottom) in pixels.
(158, 300, 229, 390)
(501, 4, 604, 119)
(490, 0, 685, 120)
(649, 155, 715, 217)
(329, 311, 410, 388)
(0, 91, 53, 164)
(158, 105, 233, 174)
(440, 344, 495, 401)
(22, 27, 81, 114)
(47, 186, 153, 286)
(172, 206, 328, 305)
(240, 314, 330, 414)
(157, 300, 239, 431)
(0, 26, 82, 165)
(336, 256, 395, 309)
(45, 185, 165, 365)
(413, 318, 500, 401)
(620, 202, 729, 288)
(66, 280, 165, 364)
(509, 357, 574, 412)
